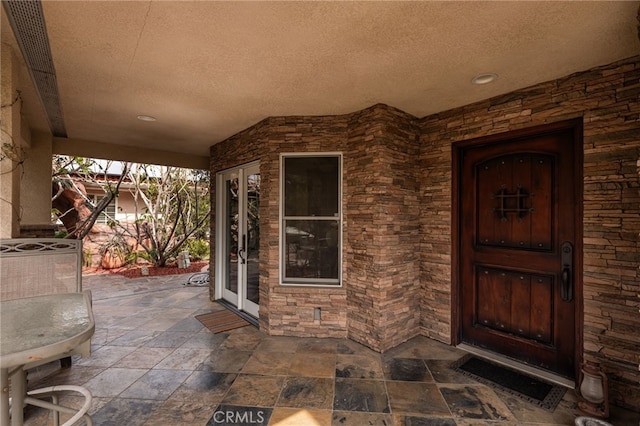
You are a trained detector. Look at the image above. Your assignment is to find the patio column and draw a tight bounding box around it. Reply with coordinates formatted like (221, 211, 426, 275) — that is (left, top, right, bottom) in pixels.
(1, 42, 55, 238)
(0, 42, 23, 238)
(20, 130, 54, 234)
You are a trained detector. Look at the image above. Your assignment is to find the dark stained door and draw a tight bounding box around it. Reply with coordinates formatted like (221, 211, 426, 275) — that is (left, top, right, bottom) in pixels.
(459, 123, 580, 379)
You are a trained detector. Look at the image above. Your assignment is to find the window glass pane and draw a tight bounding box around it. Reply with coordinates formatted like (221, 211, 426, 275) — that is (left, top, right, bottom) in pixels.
(284, 219, 339, 281)
(225, 178, 239, 294)
(105, 200, 116, 219)
(93, 195, 116, 224)
(284, 156, 338, 217)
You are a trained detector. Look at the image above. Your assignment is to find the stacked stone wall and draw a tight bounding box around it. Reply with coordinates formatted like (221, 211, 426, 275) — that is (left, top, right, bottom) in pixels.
(263, 115, 350, 337)
(344, 106, 422, 351)
(418, 55, 640, 410)
(210, 105, 423, 347)
(211, 115, 352, 337)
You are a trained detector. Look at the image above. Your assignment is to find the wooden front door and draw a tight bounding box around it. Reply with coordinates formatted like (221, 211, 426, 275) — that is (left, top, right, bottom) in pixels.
(457, 120, 582, 379)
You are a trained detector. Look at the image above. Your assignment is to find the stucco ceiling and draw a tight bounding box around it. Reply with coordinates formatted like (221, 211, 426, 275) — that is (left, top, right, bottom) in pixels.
(3, 1, 640, 160)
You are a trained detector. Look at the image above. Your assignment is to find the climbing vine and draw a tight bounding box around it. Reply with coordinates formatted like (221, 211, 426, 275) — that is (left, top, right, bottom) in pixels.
(0, 90, 27, 173)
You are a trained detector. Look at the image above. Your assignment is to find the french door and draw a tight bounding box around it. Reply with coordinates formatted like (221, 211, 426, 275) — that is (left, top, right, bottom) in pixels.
(216, 162, 260, 318)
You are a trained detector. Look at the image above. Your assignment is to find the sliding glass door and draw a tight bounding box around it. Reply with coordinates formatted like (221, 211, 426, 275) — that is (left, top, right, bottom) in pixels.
(216, 162, 260, 318)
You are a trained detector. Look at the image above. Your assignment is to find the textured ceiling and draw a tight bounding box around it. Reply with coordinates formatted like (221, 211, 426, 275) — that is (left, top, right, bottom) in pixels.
(3, 1, 639, 159)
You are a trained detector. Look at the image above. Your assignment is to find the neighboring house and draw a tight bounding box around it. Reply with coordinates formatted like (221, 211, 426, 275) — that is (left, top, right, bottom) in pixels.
(88, 194, 115, 224)
(75, 170, 207, 267)
(83, 178, 137, 224)
(75, 176, 141, 267)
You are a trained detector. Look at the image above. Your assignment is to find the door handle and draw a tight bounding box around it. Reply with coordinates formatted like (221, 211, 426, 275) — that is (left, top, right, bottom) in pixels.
(560, 241, 573, 302)
(561, 267, 571, 301)
(238, 234, 246, 264)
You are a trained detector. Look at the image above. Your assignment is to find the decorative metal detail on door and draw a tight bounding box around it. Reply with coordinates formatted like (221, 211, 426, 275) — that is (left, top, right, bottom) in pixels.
(476, 153, 553, 251)
(493, 185, 534, 221)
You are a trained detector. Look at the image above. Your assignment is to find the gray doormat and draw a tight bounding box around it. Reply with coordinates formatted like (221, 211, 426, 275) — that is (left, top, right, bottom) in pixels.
(451, 354, 567, 411)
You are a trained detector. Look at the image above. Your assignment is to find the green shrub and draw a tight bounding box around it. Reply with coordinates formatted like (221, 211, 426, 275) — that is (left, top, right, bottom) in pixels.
(82, 250, 92, 267)
(125, 250, 153, 265)
(186, 239, 209, 261)
(54, 229, 68, 238)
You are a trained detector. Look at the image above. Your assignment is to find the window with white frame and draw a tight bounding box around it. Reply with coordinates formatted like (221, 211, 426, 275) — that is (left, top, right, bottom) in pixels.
(90, 194, 117, 224)
(281, 154, 341, 286)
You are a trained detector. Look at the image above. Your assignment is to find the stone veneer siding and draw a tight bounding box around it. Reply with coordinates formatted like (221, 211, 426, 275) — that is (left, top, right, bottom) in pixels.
(344, 107, 422, 350)
(419, 55, 639, 410)
(210, 55, 639, 410)
(210, 106, 422, 351)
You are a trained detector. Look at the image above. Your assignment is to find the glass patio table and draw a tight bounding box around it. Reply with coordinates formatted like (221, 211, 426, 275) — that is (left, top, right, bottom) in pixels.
(0, 291, 95, 426)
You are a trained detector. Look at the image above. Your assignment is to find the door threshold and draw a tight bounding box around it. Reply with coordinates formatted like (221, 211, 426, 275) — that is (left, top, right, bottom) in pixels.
(456, 343, 575, 389)
(216, 299, 259, 328)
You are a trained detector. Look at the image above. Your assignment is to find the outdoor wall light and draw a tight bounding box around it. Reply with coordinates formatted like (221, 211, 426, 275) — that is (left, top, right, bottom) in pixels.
(577, 360, 609, 419)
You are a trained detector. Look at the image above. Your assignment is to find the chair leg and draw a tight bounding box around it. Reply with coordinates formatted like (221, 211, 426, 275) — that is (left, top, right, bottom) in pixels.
(51, 394, 60, 426)
(25, 385, 92, 426)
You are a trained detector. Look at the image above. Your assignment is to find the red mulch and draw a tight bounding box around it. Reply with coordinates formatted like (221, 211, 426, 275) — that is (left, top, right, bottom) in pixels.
(84, 261, 209, 278)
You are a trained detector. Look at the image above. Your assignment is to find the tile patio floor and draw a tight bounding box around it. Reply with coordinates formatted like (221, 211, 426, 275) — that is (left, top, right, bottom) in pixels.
(22, 272, 639, 426)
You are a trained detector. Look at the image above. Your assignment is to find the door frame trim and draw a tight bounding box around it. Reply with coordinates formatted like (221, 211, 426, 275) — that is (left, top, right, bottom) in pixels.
(214, 160, 261, 317)
(451, 118, 584, 383)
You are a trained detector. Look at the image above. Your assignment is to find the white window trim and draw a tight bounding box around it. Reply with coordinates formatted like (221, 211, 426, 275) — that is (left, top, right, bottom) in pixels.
(279, 152, 343, 287)
(90, 194, 117, 224)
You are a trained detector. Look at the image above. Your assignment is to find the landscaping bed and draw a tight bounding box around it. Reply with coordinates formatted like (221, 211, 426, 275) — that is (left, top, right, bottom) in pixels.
(84, 260, 209, 278)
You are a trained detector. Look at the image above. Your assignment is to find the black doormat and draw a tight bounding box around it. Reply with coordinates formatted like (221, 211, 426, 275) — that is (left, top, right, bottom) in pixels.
(451, 354, 567, 411)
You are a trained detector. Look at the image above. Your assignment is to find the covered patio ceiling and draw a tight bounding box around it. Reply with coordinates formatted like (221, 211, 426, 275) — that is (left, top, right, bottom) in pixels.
(2, 1, 639, 163)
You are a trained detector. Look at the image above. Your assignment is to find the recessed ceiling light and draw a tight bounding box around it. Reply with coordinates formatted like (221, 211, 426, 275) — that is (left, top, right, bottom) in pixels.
(137, 115, 157, 122)
(471, 73, 498, 85)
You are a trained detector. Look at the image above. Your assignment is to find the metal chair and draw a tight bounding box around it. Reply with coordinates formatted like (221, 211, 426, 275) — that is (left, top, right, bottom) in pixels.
(1, 239, 93, 425)
(23, 385, 93, 426)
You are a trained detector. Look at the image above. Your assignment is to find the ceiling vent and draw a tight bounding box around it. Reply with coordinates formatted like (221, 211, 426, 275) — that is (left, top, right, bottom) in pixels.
(3, 0, 67, 137)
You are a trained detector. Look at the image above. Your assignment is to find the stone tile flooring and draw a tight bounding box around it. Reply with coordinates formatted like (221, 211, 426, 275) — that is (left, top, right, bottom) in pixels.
(21, 272, 639, 425)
